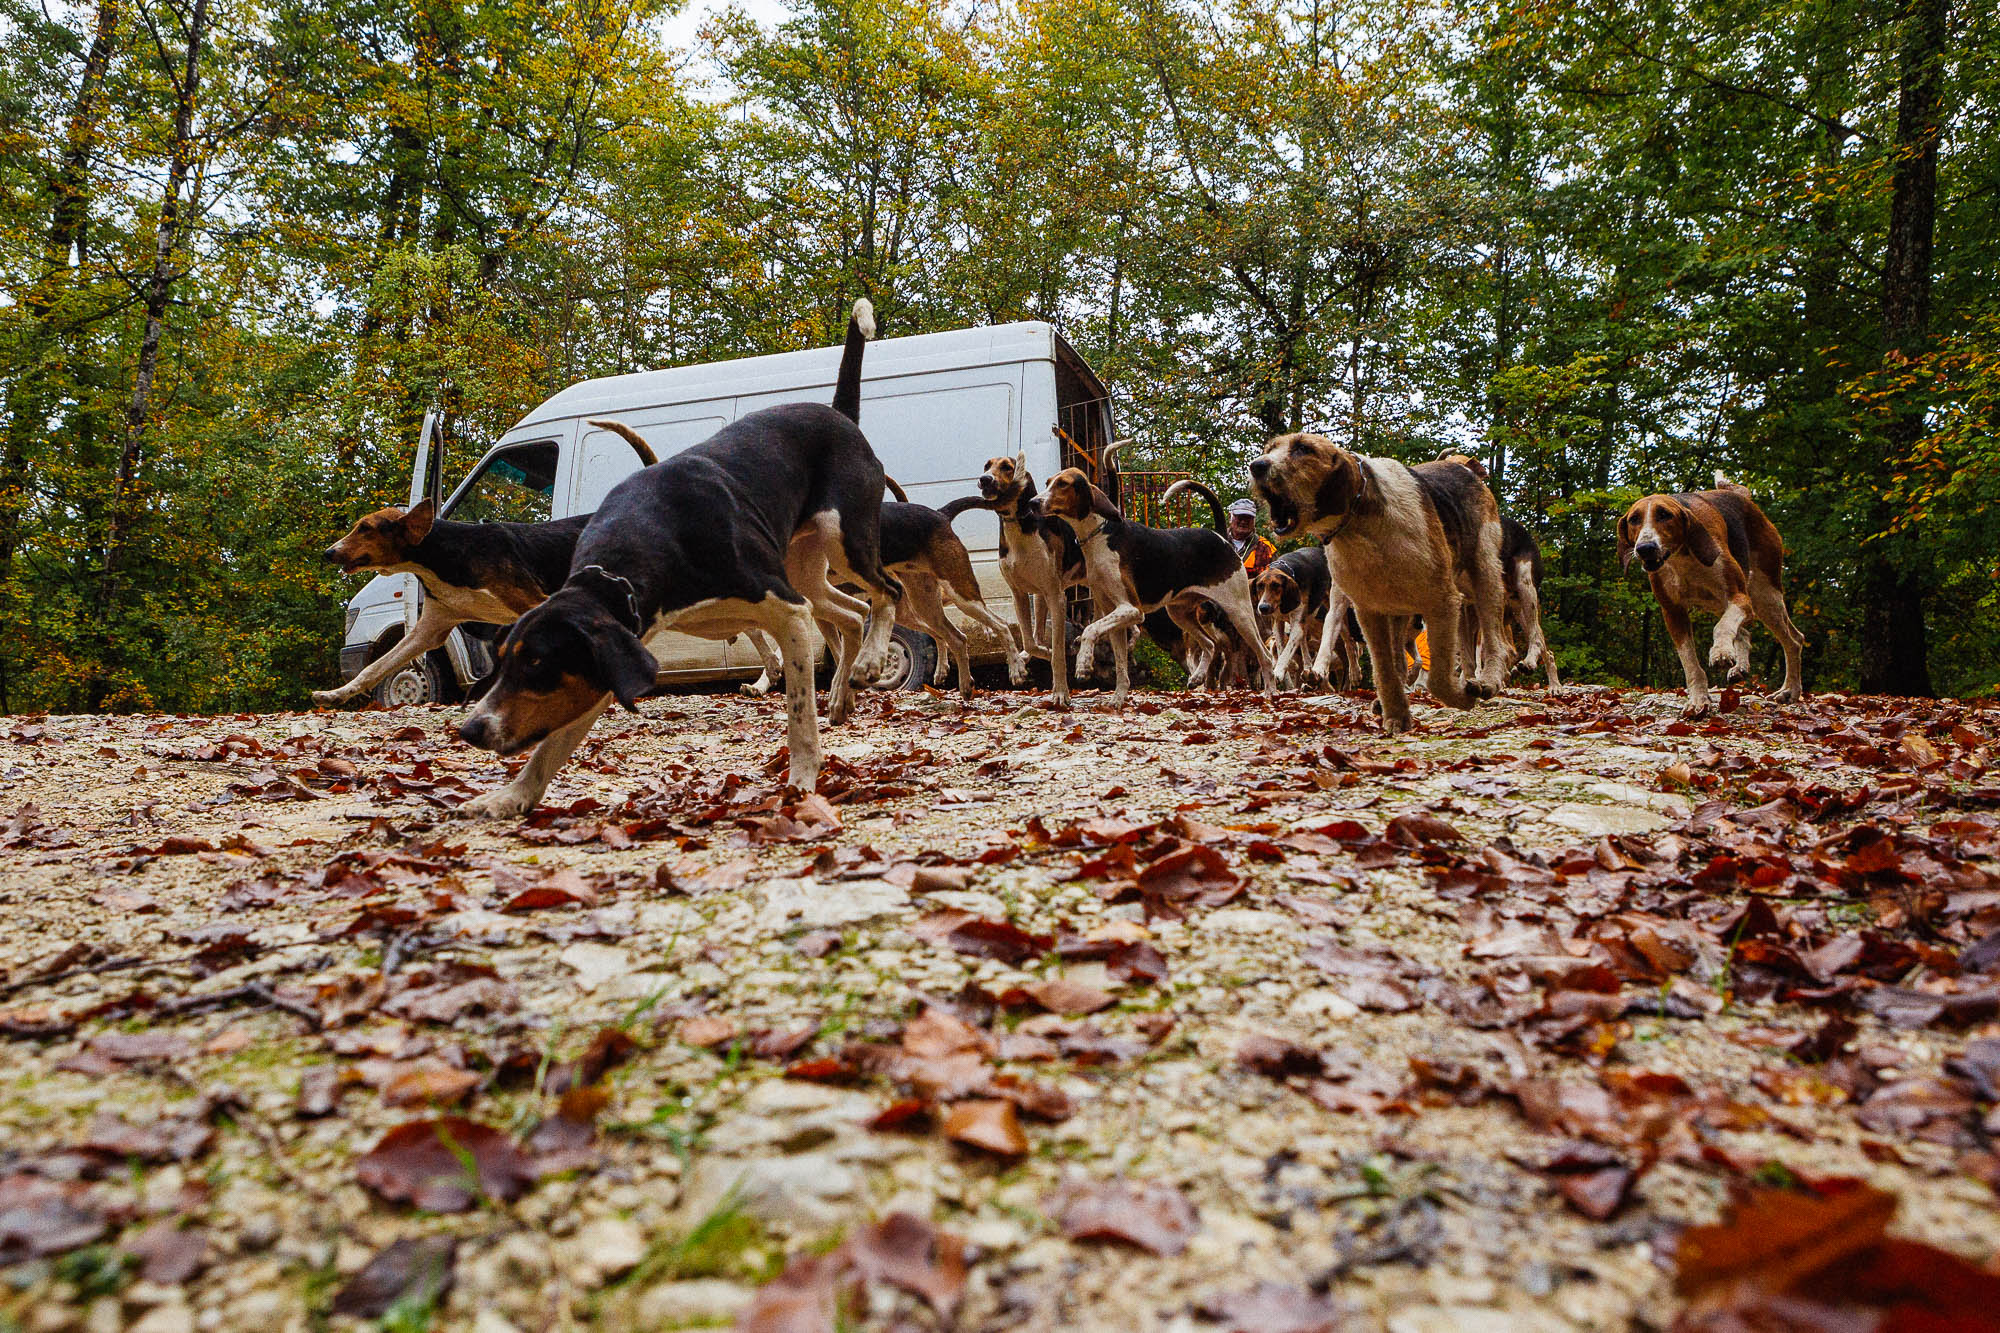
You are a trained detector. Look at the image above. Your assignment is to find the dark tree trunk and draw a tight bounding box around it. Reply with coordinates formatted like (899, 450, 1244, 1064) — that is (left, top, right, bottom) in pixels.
(99, 0, 206, 704)
(1859, 0, 1946, 697)
(0, 0, 121, 572)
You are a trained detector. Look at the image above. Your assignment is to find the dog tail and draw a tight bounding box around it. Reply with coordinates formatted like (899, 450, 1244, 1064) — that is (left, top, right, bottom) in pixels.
(586, 420, 659, 466)
(1162, 478, 1227, 532)
(938, 495, 996, 520)
(1713, 470, 1749, 493)
(833, 297, 876, 424)
(884, 475, 908, 503)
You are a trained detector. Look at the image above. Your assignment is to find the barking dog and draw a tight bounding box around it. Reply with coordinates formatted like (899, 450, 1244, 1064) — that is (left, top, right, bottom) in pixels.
(1249, 433, 1506, 734)
(1618, 474, 1804, 716)
(1041, 470, 1275, 707)
(317, 422, 658, 708)
(455, 300, 900, 816)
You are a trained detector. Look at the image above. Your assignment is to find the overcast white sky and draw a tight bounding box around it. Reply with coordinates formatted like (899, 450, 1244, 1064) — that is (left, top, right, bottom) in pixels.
(659, 0, 792, 57)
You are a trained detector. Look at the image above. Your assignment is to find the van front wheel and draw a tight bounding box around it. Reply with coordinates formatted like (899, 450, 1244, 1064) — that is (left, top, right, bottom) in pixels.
(867, 627, 935, 691)
(372, 650, 453, 708)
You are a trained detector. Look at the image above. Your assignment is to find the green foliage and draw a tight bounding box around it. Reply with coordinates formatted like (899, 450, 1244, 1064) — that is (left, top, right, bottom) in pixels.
(1, 0, 1994, 710)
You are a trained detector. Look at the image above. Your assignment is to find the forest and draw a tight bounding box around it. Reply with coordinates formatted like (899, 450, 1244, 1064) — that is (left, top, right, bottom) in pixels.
(2, 0, 1995, 715)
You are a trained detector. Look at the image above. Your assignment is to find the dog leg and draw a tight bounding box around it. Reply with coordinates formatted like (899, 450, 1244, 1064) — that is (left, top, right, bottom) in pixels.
(770, 601, 824, 788)
(738, 631, 783, 697)
(851, 582, 898, 685)
(1707, 580, 1754, 682)
(1311, 597, 1345, 684)
(815, 591, 866, 725)
(461, 696, 611, 819)
(1514, 571, 1559, 689)
(1423, 599, 1477, 710)
(1011, 588, 1048, 662)
(1272, 607, 1306, 688)
(1358, 612, 1415, 735)
(1752, 578, 1806, 704)
(946, 587, 1030, 686)
(314, 605, 458, 707)
(1209, 576, 1278, 700)
(906, 575, 972, 698)
(1074, 602, 1143, 706)
(1466, 521, 1508, 698)
(1662, 600, 1713, 717)
(1045, 583, 1072, 708)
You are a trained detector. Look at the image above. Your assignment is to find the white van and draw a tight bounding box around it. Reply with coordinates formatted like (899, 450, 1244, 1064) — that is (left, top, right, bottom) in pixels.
(336, 321, 1122, 703)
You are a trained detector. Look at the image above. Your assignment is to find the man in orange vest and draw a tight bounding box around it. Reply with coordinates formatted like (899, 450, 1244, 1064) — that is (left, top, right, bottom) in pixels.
(1228, 499, 1277, 577)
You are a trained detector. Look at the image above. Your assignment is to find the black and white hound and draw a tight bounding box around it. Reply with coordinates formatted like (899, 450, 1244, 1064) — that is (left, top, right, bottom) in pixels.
(1041, 469, 1275, 707)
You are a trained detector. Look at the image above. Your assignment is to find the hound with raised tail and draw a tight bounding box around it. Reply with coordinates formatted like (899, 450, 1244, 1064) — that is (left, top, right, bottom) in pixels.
(1248, 434, 1507, 734)
(1041, 470, 1275, 707)
(1618, 474, 1804, 717)
(454, 299, 899, 816)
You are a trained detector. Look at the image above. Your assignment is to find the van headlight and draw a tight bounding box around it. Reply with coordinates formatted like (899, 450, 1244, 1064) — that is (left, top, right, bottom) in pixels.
(344, 604, 360, 638)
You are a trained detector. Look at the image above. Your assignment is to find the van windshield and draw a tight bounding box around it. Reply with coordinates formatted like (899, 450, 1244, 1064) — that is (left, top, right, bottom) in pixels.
(444, 440, 559, 524)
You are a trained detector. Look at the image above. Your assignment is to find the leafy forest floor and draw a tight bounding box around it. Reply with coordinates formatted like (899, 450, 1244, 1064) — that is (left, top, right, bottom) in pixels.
(2, 683, 1998, 1332)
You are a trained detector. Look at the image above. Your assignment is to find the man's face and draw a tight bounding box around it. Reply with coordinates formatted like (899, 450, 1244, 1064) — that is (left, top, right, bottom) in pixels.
(1229, 513, 1255, 542)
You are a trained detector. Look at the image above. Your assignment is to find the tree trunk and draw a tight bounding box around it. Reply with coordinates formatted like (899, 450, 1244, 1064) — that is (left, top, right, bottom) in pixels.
(1859, 0, 1946, 697)
(1, 0, 121, 572)
(99, 0, 206, 702)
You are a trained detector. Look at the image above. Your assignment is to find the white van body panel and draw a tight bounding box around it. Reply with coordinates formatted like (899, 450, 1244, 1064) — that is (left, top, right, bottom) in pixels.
(337, 321, 1107, 689)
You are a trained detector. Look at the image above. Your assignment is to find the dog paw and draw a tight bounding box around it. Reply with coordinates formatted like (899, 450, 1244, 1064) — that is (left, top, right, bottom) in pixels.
(1465, 679, 1499, 701)
(1006, 656, 1029, 687)
(1682, 694, 1714, 720)
(1380, 710, 1413, 736)
(1766, 685, 1801, 705)
(460, 788, 535, 820)
(310, 689, 351, 709)
(1707, 643, 1749, 679)
(738, 682, 772, 698)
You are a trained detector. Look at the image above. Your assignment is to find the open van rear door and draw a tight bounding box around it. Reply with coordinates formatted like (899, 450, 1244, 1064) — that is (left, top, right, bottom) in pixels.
(407, 411, 443, 509)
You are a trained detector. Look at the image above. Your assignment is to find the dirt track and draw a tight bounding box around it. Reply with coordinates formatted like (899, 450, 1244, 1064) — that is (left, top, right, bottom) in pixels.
(1, 683, 1997, 1331)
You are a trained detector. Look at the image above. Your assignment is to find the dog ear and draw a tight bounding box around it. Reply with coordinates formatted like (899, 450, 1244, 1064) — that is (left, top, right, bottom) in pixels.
(402, 497, 436, 543)
(465, 666, 497, 701)
(1616, 512, 1636, 570)
(588, 621, 660, 712)
(1680, 503, 1723, 565)
(1089, 483, 1120, 520)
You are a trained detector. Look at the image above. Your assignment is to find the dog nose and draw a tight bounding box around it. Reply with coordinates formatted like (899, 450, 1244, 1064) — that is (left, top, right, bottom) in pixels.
(1249, 458, 1270, 481)
(457, 715, 492, 749)
(322, 547, 342, 564)
(1257, 602, 1273, 615)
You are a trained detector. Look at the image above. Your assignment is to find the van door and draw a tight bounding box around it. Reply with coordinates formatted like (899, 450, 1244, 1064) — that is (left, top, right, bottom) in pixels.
(568, 415, 725, 516)
(442, 438, 562, 525)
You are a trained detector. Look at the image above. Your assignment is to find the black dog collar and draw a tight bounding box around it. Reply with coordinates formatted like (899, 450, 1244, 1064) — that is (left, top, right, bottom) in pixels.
(575, 564, 643, 633)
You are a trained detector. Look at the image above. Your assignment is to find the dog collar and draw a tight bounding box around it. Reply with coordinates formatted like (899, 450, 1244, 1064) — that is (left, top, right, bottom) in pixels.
(576, 564, 643, 632)
(1320, 462, 1371, 541)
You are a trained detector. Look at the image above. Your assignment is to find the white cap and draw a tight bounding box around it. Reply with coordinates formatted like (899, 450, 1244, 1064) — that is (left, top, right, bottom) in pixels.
(1227, 498, 1258, 518)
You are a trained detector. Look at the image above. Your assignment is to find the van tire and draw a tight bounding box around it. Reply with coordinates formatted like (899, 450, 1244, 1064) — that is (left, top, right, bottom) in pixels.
(372, 649, 454, 708)
(867, 627, 935, 691)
